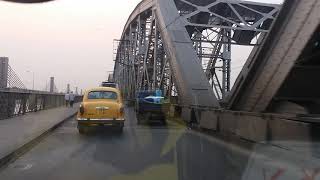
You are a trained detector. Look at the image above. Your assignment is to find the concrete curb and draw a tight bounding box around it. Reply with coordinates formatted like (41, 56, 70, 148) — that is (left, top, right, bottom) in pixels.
(0, 112, 77, 169)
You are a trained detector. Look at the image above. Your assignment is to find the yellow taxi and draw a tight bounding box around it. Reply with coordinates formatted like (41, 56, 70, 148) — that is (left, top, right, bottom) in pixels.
(77, 87, 125, 134)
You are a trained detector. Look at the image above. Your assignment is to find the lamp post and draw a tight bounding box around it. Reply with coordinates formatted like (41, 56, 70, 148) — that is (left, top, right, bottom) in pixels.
(26, 70, 35, 90)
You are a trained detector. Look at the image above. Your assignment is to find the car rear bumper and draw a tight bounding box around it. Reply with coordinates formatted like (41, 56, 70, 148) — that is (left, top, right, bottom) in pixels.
(77, 118, 124, 127)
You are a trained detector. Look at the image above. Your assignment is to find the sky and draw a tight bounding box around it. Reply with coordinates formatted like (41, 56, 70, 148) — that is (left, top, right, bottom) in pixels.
(0, 0, 141, 92)
(0, 0, 283, 93)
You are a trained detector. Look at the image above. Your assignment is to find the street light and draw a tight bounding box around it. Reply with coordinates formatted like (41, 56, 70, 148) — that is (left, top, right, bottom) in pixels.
(26, 70, 35, 90)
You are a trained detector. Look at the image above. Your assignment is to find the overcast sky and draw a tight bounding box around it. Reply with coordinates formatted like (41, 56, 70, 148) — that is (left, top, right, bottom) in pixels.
(0, 0, 283, 93)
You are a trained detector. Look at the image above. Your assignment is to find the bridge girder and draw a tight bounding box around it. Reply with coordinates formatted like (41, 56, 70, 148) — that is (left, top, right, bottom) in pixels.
(228, 0, 320, 113)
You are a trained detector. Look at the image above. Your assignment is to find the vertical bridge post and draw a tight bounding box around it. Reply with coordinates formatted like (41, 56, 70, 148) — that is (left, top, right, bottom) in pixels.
(49, 77, 54, 93)
(67, 84, 70, 93)
(0, 57, 9, 89)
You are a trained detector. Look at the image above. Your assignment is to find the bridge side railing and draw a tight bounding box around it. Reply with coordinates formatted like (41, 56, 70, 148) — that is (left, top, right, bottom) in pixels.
(0, 88, 82, 120)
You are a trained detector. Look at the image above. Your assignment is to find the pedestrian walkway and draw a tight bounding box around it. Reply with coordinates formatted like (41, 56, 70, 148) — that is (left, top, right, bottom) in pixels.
(0, 103, 80, 165)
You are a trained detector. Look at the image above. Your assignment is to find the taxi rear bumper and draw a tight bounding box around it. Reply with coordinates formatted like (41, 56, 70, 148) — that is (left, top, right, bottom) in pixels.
(77, 118, 125, 127)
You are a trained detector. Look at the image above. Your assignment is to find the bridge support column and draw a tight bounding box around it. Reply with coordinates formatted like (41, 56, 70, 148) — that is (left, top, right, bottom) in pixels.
(49, 77, 54, 93)
(67, 84, 70, 93)
(222, 29, 232, 98)
(0, 57, 9, 89)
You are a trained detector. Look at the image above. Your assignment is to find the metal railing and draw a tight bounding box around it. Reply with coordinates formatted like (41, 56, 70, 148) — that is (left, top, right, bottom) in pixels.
(0, 88, 83, 120)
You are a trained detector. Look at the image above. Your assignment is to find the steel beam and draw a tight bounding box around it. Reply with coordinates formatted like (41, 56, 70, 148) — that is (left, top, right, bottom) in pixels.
(155, 0, 220, 109)
(228, 0, 320, 112)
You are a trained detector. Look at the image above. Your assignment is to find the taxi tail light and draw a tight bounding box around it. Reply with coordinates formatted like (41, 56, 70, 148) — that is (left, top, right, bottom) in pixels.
(120, 107, 124, 114)
(79, 105, 85, 115)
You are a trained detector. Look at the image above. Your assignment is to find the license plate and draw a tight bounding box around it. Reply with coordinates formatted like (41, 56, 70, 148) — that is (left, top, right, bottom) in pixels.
(97, 109, 104, 114)
(96, 107, 109, 114)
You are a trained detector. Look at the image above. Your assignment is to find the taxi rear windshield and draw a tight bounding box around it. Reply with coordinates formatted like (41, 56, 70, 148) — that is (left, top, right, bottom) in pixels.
(87, 91, 118, 100)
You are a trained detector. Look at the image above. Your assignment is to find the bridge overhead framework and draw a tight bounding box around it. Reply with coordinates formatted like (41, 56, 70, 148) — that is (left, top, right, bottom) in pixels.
(114, 0, 320, 142)
(114, 0, 280, 107)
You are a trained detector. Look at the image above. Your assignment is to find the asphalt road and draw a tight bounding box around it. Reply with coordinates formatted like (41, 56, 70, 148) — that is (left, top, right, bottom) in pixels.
(0, 108, 317, 180)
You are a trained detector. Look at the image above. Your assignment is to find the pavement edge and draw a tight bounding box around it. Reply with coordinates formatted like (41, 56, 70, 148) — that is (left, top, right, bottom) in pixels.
(0, 112, 78, 170)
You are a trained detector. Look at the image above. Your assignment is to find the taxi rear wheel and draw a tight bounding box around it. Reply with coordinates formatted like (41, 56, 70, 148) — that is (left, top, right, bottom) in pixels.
(78, 125, 89, 134)
(117, 124, 124, 133)
(118, 126, 123, 133)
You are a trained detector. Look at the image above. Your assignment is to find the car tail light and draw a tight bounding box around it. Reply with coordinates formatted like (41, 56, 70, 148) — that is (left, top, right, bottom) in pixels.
(79, 104, 85, 115)
(120, 107, 124, 114)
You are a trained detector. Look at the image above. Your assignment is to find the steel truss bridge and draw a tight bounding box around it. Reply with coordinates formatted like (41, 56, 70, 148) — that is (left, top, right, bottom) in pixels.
(114, 0, 320, 142)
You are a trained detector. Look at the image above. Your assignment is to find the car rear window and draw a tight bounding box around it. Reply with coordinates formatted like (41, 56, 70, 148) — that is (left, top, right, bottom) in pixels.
(87, 91, 118, 100)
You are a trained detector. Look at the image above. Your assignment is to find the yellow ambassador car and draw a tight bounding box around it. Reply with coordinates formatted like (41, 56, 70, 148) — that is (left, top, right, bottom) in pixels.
(77, 87, 125, 134)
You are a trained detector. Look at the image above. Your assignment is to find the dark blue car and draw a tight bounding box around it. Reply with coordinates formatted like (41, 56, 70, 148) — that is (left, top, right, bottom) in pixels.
(136, 91, 166, 124)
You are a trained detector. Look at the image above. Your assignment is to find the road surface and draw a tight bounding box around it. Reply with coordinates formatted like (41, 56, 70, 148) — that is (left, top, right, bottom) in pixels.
(0, 108, 317, 180)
